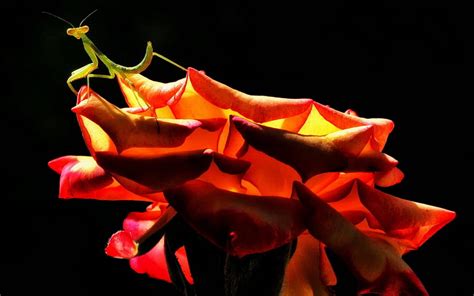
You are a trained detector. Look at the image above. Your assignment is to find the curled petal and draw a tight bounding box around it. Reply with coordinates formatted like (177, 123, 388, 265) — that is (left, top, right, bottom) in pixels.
(95, 150, 250, 195)
(294, 182, 429, 295)
(375, 167, 405, 187)
(106, 205, 192, 283)
(73, 87, 220, 154)
(75, 86, 116, 155)
(106, 205, 176, 259)
(48, 155, 155, 201)
(164, 180, 305, 257)
(356, 180, 456, 250)
(105, 230, 138, 259)
(232, 116, 397, 181)
(281, 233, 336, 296)
(188, 68, 314, 122)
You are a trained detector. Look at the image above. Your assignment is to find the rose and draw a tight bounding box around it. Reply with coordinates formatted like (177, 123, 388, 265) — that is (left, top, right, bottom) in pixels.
(49, 67, 455, 295)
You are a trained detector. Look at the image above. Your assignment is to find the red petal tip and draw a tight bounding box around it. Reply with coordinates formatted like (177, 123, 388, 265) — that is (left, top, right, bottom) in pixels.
(105, 230, 138, 259)
(48, 156, 76, 174)
(71, 99, 89, 114)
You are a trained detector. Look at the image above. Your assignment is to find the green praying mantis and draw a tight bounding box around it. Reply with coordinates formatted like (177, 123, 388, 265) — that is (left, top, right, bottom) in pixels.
(43, 9, 187, 98)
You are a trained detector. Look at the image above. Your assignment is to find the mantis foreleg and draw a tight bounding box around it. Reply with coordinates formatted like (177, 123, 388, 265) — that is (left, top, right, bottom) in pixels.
(67, 63, 98, 94)
(67, 42, 100, 95)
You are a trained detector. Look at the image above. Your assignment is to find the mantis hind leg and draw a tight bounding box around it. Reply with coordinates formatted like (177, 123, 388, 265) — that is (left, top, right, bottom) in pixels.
(152, 52, 187, 72)
(121, 73, 151, 112)
(67, 63, 97, 95)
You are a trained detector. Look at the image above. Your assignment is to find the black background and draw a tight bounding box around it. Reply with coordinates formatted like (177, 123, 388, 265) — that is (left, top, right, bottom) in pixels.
(1, 0, 470, 295)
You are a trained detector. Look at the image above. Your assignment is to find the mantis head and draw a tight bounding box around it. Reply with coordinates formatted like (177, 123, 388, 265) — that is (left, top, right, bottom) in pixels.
(67, 26, 89, 39)
(42, 9, 97, 40)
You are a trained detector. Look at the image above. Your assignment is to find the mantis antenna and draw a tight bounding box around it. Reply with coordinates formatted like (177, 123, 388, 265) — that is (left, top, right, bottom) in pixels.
(42, 9, 99, 27)
(79, 9, 98, 26)
(41, 11, 74, 27)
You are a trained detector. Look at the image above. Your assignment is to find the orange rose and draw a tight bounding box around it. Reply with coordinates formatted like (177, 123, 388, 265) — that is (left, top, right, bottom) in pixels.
(49, 67, 454, 295)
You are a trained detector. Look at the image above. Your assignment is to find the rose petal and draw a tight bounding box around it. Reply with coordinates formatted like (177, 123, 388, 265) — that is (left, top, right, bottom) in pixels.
(188, 68, 314, 122)
(48, 155, 156, 201)
(106, 205, 193, 283)
(294, 182, 429, 295)
(105, 230, 138, 259)
(75, 86, 117, 155)
(374, 166, 405, 187)
(94, 150, 211, 194)
(281, 233, 336, 296)
(107, 205, 176, 259)
(95, 150, 250, 195)
(232, 116, 397, 181)
(356, 180, 456, 250)
(73, 87, 222, 155)
(170, 76, 227, 120)
(164, 180, 305, 257)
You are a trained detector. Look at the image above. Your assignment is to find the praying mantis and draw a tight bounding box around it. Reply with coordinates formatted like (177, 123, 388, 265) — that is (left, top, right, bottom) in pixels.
(43, 10, 186, 97)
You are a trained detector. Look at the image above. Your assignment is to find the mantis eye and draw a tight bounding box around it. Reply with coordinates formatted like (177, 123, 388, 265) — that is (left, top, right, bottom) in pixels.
(79, 25, 89, 34)
(66, 28, 76, 36)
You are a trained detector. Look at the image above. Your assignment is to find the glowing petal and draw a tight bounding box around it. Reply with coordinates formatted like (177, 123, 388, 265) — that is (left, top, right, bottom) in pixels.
(188, 68, 313, 122)
(48, 155, 155, 201)
(375, 167, 405, 187)
(105, 205, 193, 283)
(76, 86, 116, 155)
(105, 230, 138, 259)
(356, 180, 456, 250)
(298, 104, 340, 136)
(294, 182, 429, 295)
